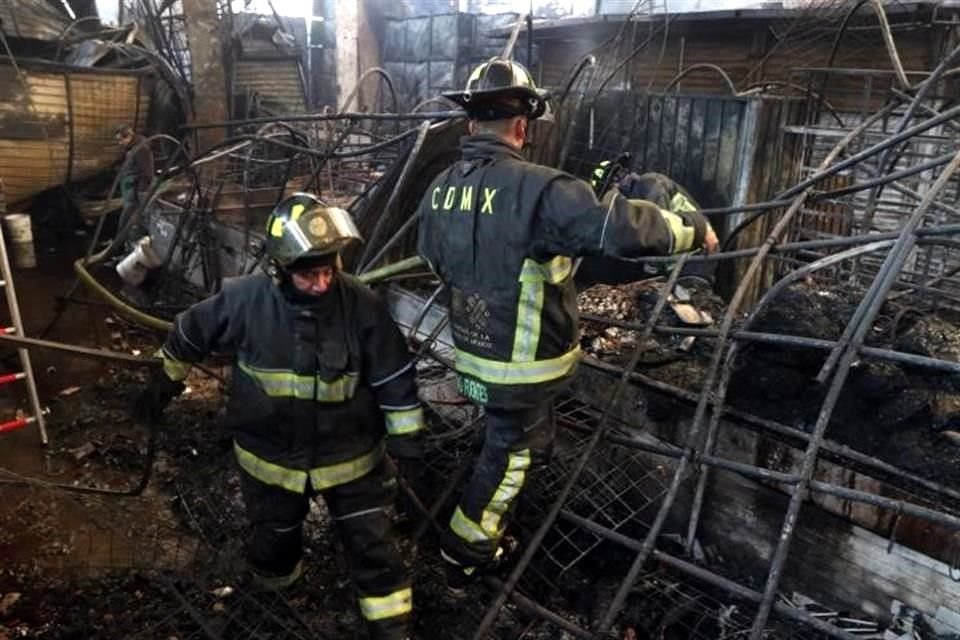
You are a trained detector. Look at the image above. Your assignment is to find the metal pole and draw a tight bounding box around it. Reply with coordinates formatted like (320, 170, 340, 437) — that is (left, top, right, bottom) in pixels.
(581, 356, 960, 506)
(596, 102, 897, 635)
(684, 240, 894, 554)
(819, 44, 960, 382)
(357, 121, 431, 273)
(181, 110, 465, 130)
(560, 422, 960, 531)
(749, 149, 960, 639)
(482, 577, 593, 639)
(561, 511, 863, 640)
(500, 14, 529, 60)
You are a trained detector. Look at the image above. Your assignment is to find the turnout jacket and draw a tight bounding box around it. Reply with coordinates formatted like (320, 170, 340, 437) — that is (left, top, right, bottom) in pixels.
(417, 135, 708, 409)
(160, 272, 425, 494)
(577, 171, 707, 287)
(617, 171, 701, 213)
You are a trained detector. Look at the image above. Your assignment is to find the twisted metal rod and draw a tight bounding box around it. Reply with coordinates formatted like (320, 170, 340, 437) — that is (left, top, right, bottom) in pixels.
(595, 96, 896, 636)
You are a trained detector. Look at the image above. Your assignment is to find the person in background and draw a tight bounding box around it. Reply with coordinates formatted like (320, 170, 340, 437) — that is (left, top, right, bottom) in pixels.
(114, 124, 155, 247)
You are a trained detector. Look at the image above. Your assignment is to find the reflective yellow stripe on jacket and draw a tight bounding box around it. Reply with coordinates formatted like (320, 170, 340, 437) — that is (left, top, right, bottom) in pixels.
(512, 257, 573, 363)
(455, 345, 581, 386)
(358, 587, 413, 621)
(238, 361, 358, 402)
(383, 407, 425, 436)
(234, 440, 385, 493)
(455, 256, 580, 385)
(660, 209, 696, 253)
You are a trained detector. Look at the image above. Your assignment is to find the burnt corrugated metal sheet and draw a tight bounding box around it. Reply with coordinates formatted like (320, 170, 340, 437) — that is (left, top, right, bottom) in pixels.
(562, 92, 805, 301)
(0, 59, 152, 205)
(233, 59, 306, 114)
(536, 18, 939, 112)
(0, 0, 71, 41)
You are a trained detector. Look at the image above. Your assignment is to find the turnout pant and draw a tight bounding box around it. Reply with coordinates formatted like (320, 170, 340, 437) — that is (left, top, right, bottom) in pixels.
(444, 400, 555, 566)
(240, 459, 412, 640)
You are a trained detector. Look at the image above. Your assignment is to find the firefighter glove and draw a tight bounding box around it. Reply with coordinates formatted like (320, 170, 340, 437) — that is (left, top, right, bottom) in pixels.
(388, 435, 425, 485)
(134, 368, 185, 423)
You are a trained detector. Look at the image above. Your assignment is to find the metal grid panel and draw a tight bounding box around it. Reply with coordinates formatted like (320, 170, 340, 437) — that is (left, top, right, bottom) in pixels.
(783, 69, 960, 307)
(128, 576, 320, 640)
(520, 396, 671, 583)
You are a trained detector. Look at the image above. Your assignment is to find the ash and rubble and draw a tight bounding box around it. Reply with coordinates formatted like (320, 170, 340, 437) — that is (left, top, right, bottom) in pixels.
(579, 279, 960, 486)
(3, 0, 960, 637)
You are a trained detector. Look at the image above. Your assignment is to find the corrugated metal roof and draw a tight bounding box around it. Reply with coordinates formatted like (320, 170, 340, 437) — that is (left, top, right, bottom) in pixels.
(0, 0, 71, 41)
(495, 1, 948, 34)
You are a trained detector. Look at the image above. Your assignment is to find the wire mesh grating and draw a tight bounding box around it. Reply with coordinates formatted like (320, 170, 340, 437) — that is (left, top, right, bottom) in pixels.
(517, 395, 672, 584)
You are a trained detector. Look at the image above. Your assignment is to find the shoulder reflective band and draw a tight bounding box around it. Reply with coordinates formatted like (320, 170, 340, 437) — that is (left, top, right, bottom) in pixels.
(591, 160, 610, 188)
(383, 407, 425, 435)
(455, 345, 581, 386)
(358, 587, 413, 621)
(660, 208, 696, 253)
(238, 362, 358, 402)
(513, 257, 574, 362)
(669, 191, 698, 214)
(234, 440, 386, 493)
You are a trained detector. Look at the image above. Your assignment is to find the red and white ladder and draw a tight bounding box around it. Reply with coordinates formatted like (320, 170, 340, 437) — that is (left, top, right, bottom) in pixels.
(0, 180, 46, 443)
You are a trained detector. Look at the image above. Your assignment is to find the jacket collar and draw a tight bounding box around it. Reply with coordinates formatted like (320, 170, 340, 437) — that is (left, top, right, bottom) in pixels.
(460, 134, 524, 163)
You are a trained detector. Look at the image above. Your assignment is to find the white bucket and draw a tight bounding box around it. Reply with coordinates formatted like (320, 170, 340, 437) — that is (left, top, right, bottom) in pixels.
(4, 214, 36, 269)
(116, 236, 162, 286)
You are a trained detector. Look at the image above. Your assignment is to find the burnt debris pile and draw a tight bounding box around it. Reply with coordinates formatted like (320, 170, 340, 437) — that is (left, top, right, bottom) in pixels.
(5, 1, 960, 639)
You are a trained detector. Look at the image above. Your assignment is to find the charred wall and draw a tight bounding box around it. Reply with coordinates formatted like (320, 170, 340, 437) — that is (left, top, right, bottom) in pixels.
(531, 10, 951, 113)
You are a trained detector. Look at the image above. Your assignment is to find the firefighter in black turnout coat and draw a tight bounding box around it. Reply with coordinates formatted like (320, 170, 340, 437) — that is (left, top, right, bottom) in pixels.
(139, 193, 422, 640)
(581, 161, 716, 286)
(416, 59, 718, 580)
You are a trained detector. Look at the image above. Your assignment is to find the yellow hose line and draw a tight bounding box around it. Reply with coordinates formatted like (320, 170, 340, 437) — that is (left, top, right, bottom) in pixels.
(72, 254, 426, 332)
(358, 256, 426, 285)
(73, 259, 173, 331)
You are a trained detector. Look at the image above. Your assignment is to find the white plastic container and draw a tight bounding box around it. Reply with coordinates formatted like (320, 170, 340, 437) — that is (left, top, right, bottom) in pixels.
(116, 236, 161, 286)
(4, 214, 36, 269)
